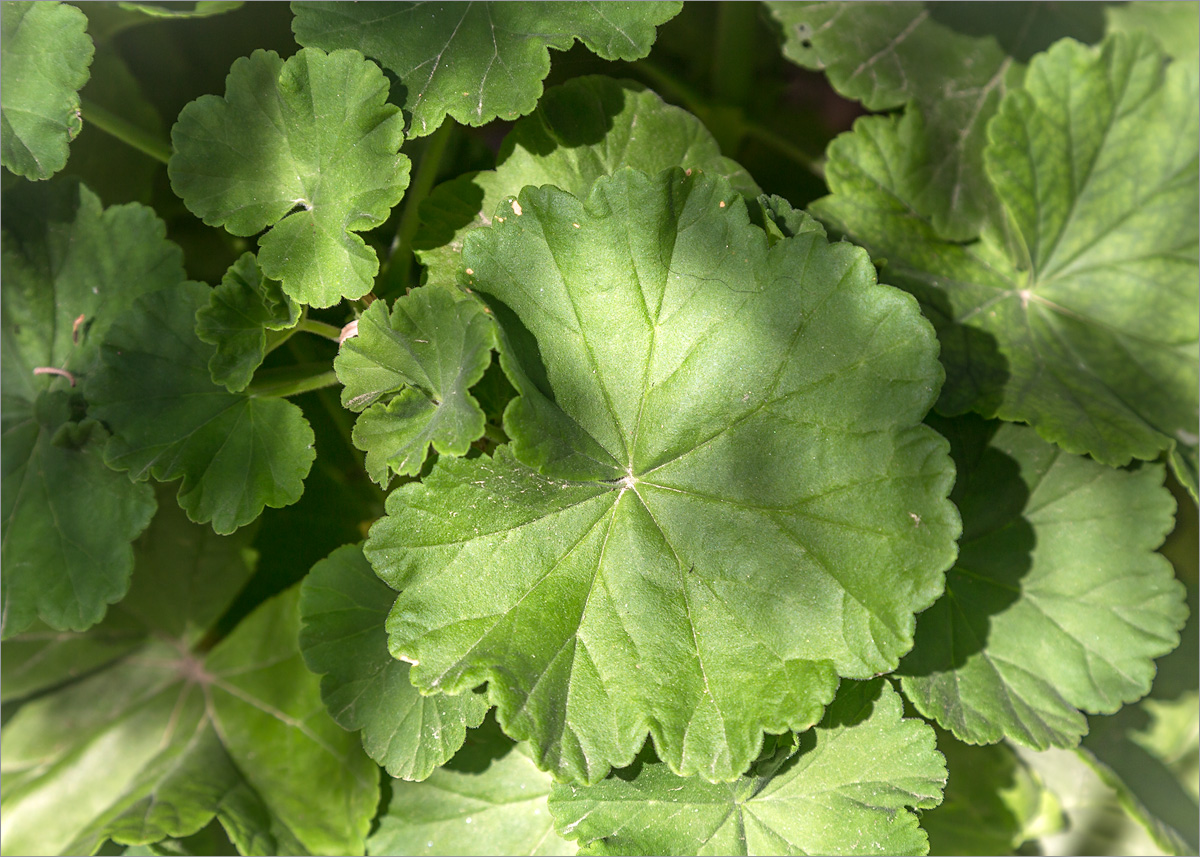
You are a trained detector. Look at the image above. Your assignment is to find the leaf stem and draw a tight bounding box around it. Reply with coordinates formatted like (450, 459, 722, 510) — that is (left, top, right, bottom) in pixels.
(80, 97, 171, 164)
(712, 1, 758, 106)
(245, 364, 338, 398)
(296, 318, 344, 342)
(383, 119, 457, 295)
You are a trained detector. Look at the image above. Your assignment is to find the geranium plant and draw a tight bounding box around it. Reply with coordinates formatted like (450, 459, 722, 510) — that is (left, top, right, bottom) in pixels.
(2, 2, 1196, 855)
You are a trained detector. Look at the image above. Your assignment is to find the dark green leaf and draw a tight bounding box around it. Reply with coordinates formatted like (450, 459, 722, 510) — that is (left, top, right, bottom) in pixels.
(366, 168, 959, 784)
(1, 0, 94, 179)
(195, 252, 300, 393)
(548, 680, 945, 856)
(900, 416, 1186, 748)
(86, 283, 316, 534)
(168, 48, 410, 306)
(300, 543, 489, 780)
(291, 2, 683, 137)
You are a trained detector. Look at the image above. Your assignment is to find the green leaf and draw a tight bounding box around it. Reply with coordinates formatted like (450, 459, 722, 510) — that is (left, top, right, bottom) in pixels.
(0, 499, 377, 856)
(766, 1, 1022, 240)
(415, 75, 760, 282)
(86, 282, 316, 534)
(548, 680, 945, 857)
(195, 252, 300, 393)
(1106, 1, 1199, 63)
(1, 179, 186, 637)
(899, 415, 1187, 749)
(291, 2, 683, 137)
(168, 48, 410, 307)
(812, 34, 1200, 470)
(300, 543, 489, 780)
(920, 734, 1062, 856)
(335, 288, 498, 485)
(1, 1, 94, 179)
(366, 168, 959, 784)
(367, 716, 575, 856)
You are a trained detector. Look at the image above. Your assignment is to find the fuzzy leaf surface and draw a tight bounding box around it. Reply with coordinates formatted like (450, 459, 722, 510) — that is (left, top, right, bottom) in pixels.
(812, 34, 1200, 470)
(168, 48, 409, 306)
(0, 502, 378, 857)
(366, 168, 959, 785)
(367, 717, 575, 856)
(335, 288, 497, 484)
(415, 75, 759, 281)
(548, 680, 945, 856)
(1, 179, 184, 636)
(195, 252, 300, 393)
(86, 283, 315, 534)
(1, 1, 93, 179)
(291, 2, 682, 136)
(899, 416, 1186, 749)
(300, 543, 489, 780)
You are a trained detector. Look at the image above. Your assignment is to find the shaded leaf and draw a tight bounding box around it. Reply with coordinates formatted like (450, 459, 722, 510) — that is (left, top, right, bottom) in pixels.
(169, 48, 409, 307)
(1, 0, 94, 179)
(336, 288, 497, 484)
(415, 75, 759, 281)
(812, 34, 1199, 471)
(86, 283, 316, 534)
(366, 168, 959, 784)
(300, 543, 489, 780)
(548, 680, 945, 856)
(899, 416, 1186, 748)
(195, 252, 300, 393)
(291, 2, 683, 137)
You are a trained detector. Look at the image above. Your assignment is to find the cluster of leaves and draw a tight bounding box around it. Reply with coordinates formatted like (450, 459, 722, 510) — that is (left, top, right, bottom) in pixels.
(2, 2, 1197, 856)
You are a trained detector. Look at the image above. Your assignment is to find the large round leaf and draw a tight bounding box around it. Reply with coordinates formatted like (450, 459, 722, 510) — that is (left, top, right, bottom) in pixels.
(366, 168, 960, 785)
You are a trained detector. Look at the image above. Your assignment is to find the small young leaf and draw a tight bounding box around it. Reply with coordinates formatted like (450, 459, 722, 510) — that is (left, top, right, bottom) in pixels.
(899, 416, 1187, 749)
(300, 543, 489, 780)
(86, 283, 316, 534)
(169, 48, 410, 307)
(415, 75, 759, 281)
(335, 288, 498, 484)
(367, 168, 959, 785)
(195, 252, 300, 393)
(813, 34, 1199, 472)
(548, 680, 946, 857)
(292, 2, 683, 136)
(1, 0, 94, 179)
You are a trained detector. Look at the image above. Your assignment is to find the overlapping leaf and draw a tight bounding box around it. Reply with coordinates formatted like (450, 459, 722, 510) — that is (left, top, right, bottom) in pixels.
(0, 504, 379, 857)
(366, 168, 960, 785)
(86, 283, 316, 534)
(367, 717, 575, 856)
(169, 48, 410, 307)
(812, 34, 1200, 478)
(415, 75, 759, 281)
(335, 288, 498, 485)
(291, 2, 683, 136)
(300, 543, 490, 780)
(1, 0, 94, 179)
(899, 416, 1186, 749)
(548, 680, 945, 856)
(1, 179, 187, 636)
(195, 252, 300, 393)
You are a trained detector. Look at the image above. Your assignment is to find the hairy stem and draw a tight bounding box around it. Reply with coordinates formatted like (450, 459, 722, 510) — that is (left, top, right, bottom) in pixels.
(382, 119, 457, 295)
(81, 97, 171, 164)
(245, 364, 338, 398)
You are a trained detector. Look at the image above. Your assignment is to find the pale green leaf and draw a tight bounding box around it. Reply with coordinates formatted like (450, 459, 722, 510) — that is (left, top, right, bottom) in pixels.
(300, 543, 489, 780)
(168, 48, 410, 307)
(366, 168, 959, 784)
(291, 2, 683, 137)
(335, 287, 498, 484)
(899, 416, 1186, 749)
(548, 680, 945, 857)
(195, 252, 300, 393)
(1, 0, 94, 179)
(414, 75, 759, 281)
(367, 717, 575, 856)
(86, 283, 316, 534)
(812, 34, 1199, 471)
(1106, 1, 1199, 62)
